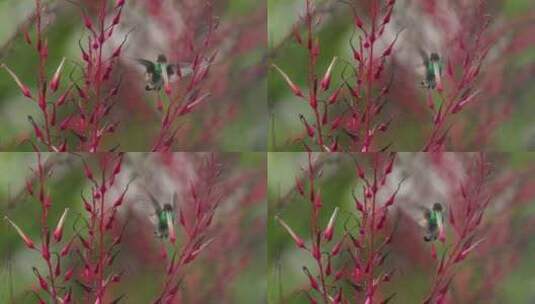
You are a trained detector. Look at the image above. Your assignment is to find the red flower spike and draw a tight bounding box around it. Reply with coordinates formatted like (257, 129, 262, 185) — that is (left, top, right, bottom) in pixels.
(426, 91, 435, 110)
(310, 93, 318, 109)
(323, 207, 339, 241)
(63, 289, 72, 304)
(326, 256, 332, 276)
(33, 267, 49, 291)
(272, 64, 304, 98)
(112, 156, 123, 176)
(303, 267, 319, 290)
(353, 264, 362, 281)
(321, 104, 328, 125)
(376, 210, 387, 230)
(177, 93, 210, 116)
(312, 243, 321, 260)
(112, 9, 122, 26)
(111, 273, 121, 283)
(54, 257, 61, 276)
(331, 236, 344, 256)
(164, 83, 172, 95)
(76, 85, 87, 99)
(292, 24, 302, 45)
(64, 268, 74, 282)
(113, 190, 127, 208)
(313, 188, 322, 209)
(79, 235, 91, 250)
(451, 91, 480, 114)
(167, 212, 176, 244)
(384, 192, 396, 207)
(295, 177, 305, 196)
(23, 27, 32, 45)
(333, 288, 342, 304)
(320, 56, 337, 91)
(4, 217, 34, 249)
(334, 268, 344, 281)
(53, 208, 69, 242)
(355, 15, 364, 29)
(352, 199, 363, 215)
(60, 237, 74, 256)
(82, 13, 93, 30)
(328, 87, 342, 104)
(41, 238, 50, 262)
(330, 116, 343, 130)
(454, 238, 485, 263)
(275, 216, 305, 249)
(365, 186, 373, 198)
(39, 39, 48, 59)
(26, 180, 34, 195)
(299, 115, 315, 138)
(384, 156, 394, 175)
(50, 104, 57, 126)
(329, 138, 338, 152)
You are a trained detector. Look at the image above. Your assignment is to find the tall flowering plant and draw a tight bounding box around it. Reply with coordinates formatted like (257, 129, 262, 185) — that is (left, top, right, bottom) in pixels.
(3, 152, 266, 303)
(271, 152, 535, 303)
(275, 152, 401, 303)
(272, 0, 398, 152)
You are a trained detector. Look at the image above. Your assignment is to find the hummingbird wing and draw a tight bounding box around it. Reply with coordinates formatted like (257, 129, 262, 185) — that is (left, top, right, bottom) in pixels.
(136, 59, 156, 74)
(145, 190, 162, 213)
(172, 192, 177, 210)
(418, 49, 430, 66)
(413, 205, 432, 229)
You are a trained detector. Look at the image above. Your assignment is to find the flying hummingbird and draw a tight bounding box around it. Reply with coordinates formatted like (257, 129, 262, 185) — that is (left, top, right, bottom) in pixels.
(419, 202, 445, 242)
(419, 51, 443, 90)
(146, 191, 177, 239)
(136, 54, 195, 91)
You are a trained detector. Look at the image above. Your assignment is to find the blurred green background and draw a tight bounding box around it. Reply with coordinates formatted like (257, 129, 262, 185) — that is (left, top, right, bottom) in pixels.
(267, 152, 535, 303)
(268, 0, 535, 151)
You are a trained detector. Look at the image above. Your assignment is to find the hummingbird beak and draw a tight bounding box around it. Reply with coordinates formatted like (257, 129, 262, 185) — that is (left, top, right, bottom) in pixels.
(433, 62, 442, 91)
(437, 217, 445, 242)
(166, 213, 176, 244)
(162, 66, 171, 94)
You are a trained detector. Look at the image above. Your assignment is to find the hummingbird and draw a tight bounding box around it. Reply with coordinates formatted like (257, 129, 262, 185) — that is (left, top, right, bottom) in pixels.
(420, 202, 445, 242)
(136, 54, 195, 91)
(419, 51, 443, 90)
(146, 191, 177, 239)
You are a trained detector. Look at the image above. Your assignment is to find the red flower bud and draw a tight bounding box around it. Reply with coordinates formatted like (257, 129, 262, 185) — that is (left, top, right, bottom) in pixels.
(328, 87, 342, 104)
(33, 268, 49, 291)
(323, 207, 339, 241)
(1, 64, 32, 99)
(53, 208, 69, 242)
(50, 57, 66, 92)
(320, 57, 337, 91)
(275, 216, 305, 249)
(5, 217, 34, 249)
(303, 267, 319, 290)
(299, 115, 315, 138)
(272, 64, 304, 98)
